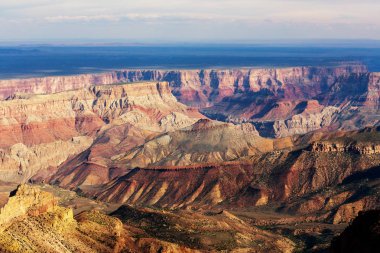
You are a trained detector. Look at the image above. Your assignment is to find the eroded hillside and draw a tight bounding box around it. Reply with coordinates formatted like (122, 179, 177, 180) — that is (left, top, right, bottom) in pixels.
(0, 66, 379, 252)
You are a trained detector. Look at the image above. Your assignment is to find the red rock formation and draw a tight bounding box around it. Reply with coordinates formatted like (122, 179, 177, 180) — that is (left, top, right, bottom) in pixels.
(0, 65, 367, 106)
(1, 64, 377, 137)
(0, 81, 202, 184)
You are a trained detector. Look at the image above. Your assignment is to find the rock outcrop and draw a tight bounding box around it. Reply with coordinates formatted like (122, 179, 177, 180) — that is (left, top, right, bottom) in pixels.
(0, 184, 58, 230)
(312, 141, 380, 154)
(0, 82, 203, 184)
(0, 184, 130, 252)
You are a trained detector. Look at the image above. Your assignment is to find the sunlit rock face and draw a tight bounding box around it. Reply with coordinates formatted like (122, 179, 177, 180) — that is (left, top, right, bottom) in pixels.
(0, 65, 379, 250)
(0, 81, 203, 184)
(1, 64, 378, 138)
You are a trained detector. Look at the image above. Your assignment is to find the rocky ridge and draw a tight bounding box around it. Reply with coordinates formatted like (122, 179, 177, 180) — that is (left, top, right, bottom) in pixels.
(0, 184, 58, 230)
(47, 127, 379, 225)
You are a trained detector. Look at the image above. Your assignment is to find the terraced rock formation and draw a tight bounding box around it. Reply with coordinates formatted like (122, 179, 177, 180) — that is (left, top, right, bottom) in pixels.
(0, 81, 202, 184)
(1, 64, 378, 137)
(0, 65, 379, 252)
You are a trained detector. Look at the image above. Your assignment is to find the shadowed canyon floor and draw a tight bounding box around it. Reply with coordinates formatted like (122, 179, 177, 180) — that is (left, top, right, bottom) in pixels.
(0, 66, 379, 252)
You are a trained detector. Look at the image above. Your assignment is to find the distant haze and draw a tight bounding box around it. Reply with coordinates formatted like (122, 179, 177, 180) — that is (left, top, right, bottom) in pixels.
(0, 0, 380, 42)
(1, 46, 380, 80)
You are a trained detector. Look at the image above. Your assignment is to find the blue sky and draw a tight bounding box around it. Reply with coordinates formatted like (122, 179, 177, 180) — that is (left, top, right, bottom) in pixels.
(0, 0, 379, 43)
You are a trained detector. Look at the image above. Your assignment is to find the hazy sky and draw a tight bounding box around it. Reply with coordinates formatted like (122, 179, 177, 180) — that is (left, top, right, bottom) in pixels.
(0, 0, 379, 43)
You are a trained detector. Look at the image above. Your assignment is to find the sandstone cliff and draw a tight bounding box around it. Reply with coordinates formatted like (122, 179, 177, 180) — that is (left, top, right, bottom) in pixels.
(0, 82, 202, 184)
(0, 65, 368, 107)
(1, 64, 378, 137)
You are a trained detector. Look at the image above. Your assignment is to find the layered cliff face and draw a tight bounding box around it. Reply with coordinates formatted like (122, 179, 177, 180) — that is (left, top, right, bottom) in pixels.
(1, 64, 378, 137)
(3, 65, 377, 139)
(0, 82, 202, 184)
(364, 73, 380, 109)
(0, 66, 380, 251)
(272, 102, 339, 138)
(200, 68, 380, 137)
(0, 65, 367, 104)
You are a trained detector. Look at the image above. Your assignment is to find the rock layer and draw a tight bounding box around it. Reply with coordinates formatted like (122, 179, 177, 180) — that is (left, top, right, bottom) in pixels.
(2, 65, 377, 137)
(0, 81, 202, 184)
(0, 184, 128, 252)
(52, 127, 379, 225)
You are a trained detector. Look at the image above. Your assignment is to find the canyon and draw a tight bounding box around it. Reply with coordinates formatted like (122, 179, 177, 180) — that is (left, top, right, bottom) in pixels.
(0, 65, 379, 252)
(1, 64, 378, 139)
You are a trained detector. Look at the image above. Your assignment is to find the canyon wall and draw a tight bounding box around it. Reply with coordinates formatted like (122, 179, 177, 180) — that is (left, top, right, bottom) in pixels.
(1, 64, 377, 138)
(0, 67, 379, 226)
(0, 81, 202, 183)
(0, 65, 368, 106)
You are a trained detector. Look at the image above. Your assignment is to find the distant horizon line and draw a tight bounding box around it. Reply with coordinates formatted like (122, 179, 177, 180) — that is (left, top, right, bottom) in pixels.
(1, 38, 380, 48)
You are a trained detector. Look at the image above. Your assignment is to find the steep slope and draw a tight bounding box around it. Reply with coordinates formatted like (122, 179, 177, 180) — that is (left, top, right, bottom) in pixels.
(49, 119, 276, 189)
(51, 127, 379, 225)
